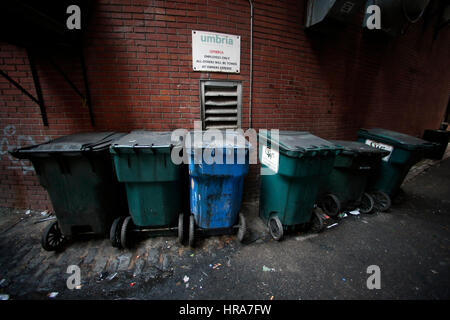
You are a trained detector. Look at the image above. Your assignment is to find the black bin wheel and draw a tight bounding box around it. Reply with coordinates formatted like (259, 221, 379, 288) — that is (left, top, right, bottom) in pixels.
(237, 212, 246, 243)
(359, 192, 375, 214)
(268, 215, 283, 241)
(372, 191, 391, 212)
(41, 221, 65, 252)
(178, 213, 184, 245)
(310, 209, 325, 233)
(320, 194, 341, 217)
(110, 217, 124, 248)
(120, 216, 134, 249)
(189, 214, 195, 247)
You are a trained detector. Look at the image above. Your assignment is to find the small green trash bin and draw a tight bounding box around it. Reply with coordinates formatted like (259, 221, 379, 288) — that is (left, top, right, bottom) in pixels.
(258, 131, 342, 241)
(422, 129, 450, 160)
(318, 140, 390, 216)
(357, 128, 435, 199)
(109, 131, 187, 248)
(10, 132, 128, 252)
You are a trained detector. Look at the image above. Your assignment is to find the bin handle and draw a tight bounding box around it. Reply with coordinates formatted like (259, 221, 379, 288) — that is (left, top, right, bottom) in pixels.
(81, 133, 118, 151)
(131, 143, 156, 153)
(131, 143, 162, 154)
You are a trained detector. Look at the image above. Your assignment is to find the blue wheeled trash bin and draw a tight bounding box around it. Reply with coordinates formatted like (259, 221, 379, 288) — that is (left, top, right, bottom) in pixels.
(187, 130, 250, 247)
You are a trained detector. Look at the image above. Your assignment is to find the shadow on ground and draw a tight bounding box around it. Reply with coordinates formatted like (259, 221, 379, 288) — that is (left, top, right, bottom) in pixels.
(0, 159, 449, 300)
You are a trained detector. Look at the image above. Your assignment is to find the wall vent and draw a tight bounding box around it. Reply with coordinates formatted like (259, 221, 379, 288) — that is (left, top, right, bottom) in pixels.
(200, 80, 242, 129)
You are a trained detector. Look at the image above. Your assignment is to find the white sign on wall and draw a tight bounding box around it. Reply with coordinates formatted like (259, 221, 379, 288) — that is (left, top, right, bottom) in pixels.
(192, 30, 240, 73)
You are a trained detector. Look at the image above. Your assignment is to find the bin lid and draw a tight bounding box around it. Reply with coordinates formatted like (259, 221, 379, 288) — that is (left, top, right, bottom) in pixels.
(424, 129, 450, 136)
(111, 131, 181, 149)
(11, 132, 124, 157)
(331, 140, 390, 157)
(259, 131, 341, 157)
(358, 128, 434, 150)
(187, 130, 251, 150)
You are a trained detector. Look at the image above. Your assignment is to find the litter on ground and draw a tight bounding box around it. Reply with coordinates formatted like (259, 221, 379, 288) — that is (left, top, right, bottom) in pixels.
(262, 266, 276, 272)
(106, 272, 117, 281)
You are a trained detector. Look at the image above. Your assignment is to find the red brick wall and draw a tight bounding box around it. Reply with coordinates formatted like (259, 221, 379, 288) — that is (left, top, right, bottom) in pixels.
(1, 0, 449, 210)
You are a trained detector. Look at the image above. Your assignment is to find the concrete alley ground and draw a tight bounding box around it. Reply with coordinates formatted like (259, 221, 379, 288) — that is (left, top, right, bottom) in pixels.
(0, 156, 449, 300)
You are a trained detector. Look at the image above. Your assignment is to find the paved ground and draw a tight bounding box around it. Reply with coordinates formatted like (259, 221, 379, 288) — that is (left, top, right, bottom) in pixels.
(0, 155, 449, 300)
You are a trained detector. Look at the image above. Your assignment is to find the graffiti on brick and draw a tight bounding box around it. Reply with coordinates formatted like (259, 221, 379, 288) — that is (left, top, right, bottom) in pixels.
(0, 124, 49, 173)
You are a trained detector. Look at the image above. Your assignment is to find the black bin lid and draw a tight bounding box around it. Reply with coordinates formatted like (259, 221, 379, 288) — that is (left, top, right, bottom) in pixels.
(331, 140, 390, 157)
(358, 128, 433, 150)
(423, 129, 450, 137)
(11, 132, 124, 158)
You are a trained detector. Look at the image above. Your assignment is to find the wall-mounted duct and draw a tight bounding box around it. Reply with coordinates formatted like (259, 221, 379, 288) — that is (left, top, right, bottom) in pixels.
(403, 0, 431, 23)
(305, 0, 366, 33)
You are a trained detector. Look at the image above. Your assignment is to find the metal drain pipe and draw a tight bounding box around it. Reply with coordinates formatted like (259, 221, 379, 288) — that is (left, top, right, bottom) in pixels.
(248, 0, 254, 129)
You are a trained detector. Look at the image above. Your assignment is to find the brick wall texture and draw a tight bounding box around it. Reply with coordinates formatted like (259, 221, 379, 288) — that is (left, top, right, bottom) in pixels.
(1, 0, 449, 210)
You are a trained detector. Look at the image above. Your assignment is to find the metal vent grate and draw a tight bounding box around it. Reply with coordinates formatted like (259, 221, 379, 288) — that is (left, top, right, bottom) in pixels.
(200, 80, 242, 129)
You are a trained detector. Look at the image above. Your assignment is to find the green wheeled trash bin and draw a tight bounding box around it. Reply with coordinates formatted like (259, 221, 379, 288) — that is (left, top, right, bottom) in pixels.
(258, 131, 342, 241)
(10, 132, 128, 252)
(357, 128, 435, 202)
(109, 131, 187, 249)
(318, 140, 391, 216)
